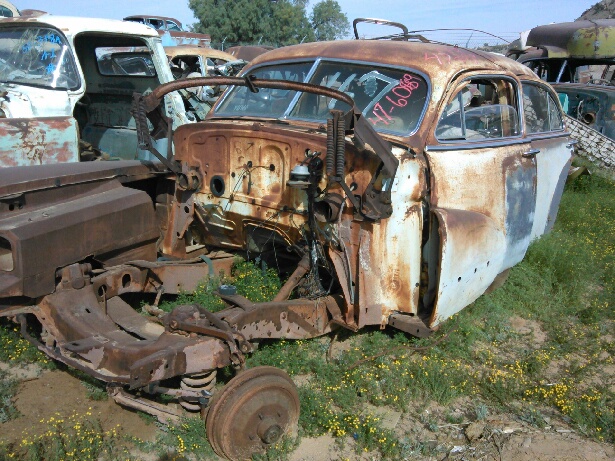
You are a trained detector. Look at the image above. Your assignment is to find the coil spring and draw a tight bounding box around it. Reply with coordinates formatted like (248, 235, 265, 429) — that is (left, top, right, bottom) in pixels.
(179, 369, 217, 411)
(336, 116, 346, 178)
(326, 118, 335, 175)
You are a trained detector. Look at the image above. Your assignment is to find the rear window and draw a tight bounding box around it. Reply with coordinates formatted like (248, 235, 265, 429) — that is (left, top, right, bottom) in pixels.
(215, 60, 429, 136)
(96, 48, 156, 77)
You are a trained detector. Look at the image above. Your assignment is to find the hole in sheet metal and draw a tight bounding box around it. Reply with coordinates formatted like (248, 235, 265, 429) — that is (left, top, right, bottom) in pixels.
(210, 176, 225, 197)
(0, 237, 13, 271)
(122, 274, 131, 288)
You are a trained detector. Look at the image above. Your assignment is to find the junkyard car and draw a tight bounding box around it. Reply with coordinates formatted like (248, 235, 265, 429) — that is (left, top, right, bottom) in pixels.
(166, 45, 245, 111)
(0, 14, 193, 166)
(510, 20, 615, 133)
(0, 23, 573, 461)
(123, 15, 211, 47)
(555, 82, 615, 139)
(0, 0, 18, 18)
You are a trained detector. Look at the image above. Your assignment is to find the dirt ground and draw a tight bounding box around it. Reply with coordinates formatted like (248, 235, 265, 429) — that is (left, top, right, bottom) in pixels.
(1, 363, 613, 461)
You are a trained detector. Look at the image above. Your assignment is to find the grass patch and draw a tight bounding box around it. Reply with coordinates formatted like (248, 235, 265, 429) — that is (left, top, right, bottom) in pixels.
(0, 411, 136, 461)
(159, 259, 282, 313)
(0, 319, 51, 366)
(0, 369, 19, 423)
(146, 416, 217, 460)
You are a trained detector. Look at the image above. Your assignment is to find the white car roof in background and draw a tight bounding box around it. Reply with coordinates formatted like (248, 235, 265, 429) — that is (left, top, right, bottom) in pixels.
(0, 14, 160, 38)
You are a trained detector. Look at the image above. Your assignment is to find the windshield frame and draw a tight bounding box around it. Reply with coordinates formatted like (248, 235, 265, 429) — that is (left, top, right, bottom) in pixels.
(213, 57, 431, 138)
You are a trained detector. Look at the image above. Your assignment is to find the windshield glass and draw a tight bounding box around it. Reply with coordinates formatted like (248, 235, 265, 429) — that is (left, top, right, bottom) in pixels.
(0, 27, 80, 90)
(215, 60, 429, 136)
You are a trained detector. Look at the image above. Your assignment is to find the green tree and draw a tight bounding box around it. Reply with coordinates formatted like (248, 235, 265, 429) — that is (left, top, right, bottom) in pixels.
(311, 0, 349, 41)
(189, 0, 349, 46)
(190, 0, 312, 46)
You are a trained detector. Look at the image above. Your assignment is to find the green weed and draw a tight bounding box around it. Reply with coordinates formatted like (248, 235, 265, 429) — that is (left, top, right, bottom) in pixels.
(0, 370, 19, 423)
(0, 411, 135, 461)
(151, 416, 216, 460)
(0, 319, 50, 365)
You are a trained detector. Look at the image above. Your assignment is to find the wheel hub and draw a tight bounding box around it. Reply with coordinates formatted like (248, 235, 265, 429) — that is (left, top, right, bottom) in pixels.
(205, 366, 300, 461)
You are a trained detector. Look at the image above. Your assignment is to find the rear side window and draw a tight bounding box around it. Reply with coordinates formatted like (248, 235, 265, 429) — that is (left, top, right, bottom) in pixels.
(522, 82, 564, 134)
(96, 48, 156, 77)
(436, 77, 520, 141)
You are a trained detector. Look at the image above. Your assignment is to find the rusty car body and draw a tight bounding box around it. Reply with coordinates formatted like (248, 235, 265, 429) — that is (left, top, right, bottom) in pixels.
(0, 22, 573, 460)
(507, 19, 615, 82)
(0, 14, 194, 166)
(508, 20, 615, 166)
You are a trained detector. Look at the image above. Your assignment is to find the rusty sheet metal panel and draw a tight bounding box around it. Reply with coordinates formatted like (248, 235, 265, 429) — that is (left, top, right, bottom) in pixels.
(526, 20, 615, 59)
(426, 144, 536, 268)
(429, 208, 505, 326)
(0, 117, 79, 166)
(0, 178, 159, 299)
(425, 143, 536, 326)
(173, 122, 327, 249)
(529, 137, 573, 239)
(354, 149, 426, 326)
(0, 160, 167, 196)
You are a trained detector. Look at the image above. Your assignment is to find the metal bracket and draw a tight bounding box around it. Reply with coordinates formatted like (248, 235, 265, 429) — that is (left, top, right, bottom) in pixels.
(388, 313, 433, 338)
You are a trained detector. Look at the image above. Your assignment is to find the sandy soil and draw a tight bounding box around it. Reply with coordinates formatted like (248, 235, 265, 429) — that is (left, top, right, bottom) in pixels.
(1, 363, 613, 461)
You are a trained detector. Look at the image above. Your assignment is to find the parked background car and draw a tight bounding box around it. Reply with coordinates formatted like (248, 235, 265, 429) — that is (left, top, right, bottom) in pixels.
(0, 14, 195, 166)
(509, 19, 615, 170)
(166, 45, 245, 110)
(123, 15, 211, 47)
(0, 0, 18, 17)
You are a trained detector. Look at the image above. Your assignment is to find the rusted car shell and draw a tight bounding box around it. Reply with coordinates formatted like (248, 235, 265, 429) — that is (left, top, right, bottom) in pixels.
(166, 46, 238, 65)
(242, 40, 537, 147)
(192, 40, 568, 327)
(123, 15, 211, 47)
(525, 19, 615, 59)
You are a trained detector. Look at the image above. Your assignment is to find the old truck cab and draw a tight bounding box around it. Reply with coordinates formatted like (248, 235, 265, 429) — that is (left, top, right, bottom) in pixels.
(0, 14, 194, 166)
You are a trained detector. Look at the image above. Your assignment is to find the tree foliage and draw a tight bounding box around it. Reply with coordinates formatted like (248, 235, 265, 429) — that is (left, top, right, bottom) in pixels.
(189, 0, 349, 46)
(311, 0, 349, 41)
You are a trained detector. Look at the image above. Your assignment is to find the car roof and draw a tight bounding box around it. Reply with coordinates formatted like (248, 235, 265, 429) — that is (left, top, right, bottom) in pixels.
(165, 45, 237, 62)
(553, 82, 615, 94)
(0, 14, 159, 38)
(248, 40, 537, 82)
(526, 20, 615, 59)
(124, 15, 183, 26)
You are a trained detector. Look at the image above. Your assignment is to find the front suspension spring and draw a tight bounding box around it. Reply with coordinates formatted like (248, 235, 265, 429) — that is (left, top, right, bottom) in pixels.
(179, 369, 217, 411)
